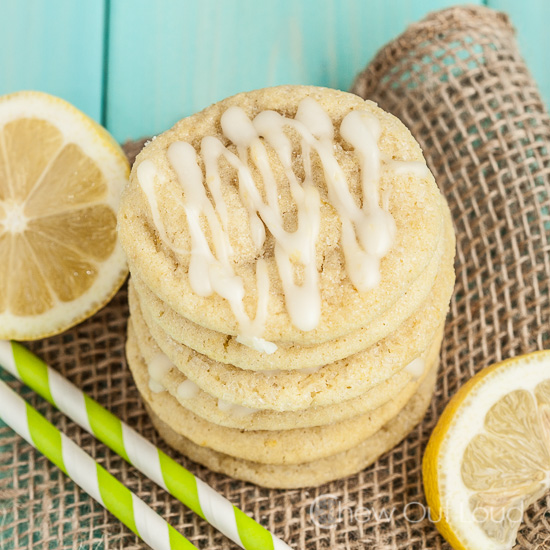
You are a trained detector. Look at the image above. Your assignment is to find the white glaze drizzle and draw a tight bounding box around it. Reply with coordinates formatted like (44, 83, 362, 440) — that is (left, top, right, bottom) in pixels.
(137, 97, 426, 350)
(404, 357, 425, 380)
(384, 158, 428, 177)
(176, 379, 200, 400)
(148, 379, 165, 393)
(147, 352, 172, 393)
(217, 398, 259, 417)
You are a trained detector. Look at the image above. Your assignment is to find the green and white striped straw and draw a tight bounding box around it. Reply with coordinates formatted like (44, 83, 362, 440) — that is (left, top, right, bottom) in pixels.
(0, 341, 291, 550)
(0, 377, 197, 550)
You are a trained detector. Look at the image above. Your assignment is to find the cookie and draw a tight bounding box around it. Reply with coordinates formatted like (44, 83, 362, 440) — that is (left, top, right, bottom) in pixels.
(118, 85, 444, 348)
(119, 83, 455, 487)
(131, 329, 439, 465)
(145, 364, 437, 488)
(127, 319, 442, 433)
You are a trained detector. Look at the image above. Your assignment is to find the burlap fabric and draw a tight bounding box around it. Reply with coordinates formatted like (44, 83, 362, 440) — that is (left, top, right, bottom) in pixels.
(1, 5, 549, 549)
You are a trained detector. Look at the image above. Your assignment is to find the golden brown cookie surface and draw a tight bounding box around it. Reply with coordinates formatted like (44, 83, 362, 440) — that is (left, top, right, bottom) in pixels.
(118, 85, 444, 346)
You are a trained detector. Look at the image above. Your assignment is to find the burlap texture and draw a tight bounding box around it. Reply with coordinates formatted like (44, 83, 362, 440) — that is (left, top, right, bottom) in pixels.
(1, 5, 549, 549)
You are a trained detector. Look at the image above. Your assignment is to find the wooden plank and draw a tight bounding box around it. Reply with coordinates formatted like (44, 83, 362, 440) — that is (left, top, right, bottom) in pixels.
(488, 0, 550, 109)
(106, 0, 479, 142)
(0, 0, 106, 122)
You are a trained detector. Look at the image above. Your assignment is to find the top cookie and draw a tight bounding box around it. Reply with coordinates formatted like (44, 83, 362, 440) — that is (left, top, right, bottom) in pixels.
(118, 85, 443, 347)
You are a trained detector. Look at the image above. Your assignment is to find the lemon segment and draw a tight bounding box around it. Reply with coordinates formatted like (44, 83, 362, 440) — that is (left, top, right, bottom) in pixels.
(1, 118, 64, 202)
(423, 351, 550, 550)
(29, 205, 116, 261)
(0, 91, 129, 339)
(25, 141, 108, 217)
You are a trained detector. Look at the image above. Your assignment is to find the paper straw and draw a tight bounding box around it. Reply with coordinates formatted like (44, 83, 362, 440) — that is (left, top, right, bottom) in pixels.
(0, 378, 197, 550)
(0, 341, 291, 550)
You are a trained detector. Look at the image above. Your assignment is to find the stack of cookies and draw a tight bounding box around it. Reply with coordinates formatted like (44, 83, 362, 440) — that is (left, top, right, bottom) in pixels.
(118, 86, 455, 489)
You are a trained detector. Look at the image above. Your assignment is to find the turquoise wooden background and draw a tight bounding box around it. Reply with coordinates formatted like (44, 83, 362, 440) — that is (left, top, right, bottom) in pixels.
(1, 0, 548, 143)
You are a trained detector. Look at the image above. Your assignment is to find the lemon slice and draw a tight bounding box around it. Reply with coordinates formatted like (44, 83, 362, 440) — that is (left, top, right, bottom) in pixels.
(423, 351, 550, 550)
(0, 91, 129, 339)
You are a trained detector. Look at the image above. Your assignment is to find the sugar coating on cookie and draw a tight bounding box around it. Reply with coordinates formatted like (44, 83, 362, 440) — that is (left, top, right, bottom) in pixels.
(118, 86, 443, 346)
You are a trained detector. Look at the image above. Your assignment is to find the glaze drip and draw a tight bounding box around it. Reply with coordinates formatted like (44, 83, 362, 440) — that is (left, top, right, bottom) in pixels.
(176, 379, 200, 400)
(147, 352, 172, 393)
(136, 98, 424, 351)
(404, 357, 425, 380)
(217, 398, 259, 418)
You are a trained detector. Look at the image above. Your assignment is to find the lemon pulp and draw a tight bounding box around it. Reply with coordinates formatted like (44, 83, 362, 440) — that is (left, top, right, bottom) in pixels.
(0, 92, 129, 339)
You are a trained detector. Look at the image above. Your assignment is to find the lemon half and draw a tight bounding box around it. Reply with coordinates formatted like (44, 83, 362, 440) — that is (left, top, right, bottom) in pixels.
(0, 91, 129, 339)
(423, 351, 550, 550)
